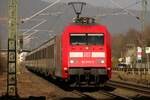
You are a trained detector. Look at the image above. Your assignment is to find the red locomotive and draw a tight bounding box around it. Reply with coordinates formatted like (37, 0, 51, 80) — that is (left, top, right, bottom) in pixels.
(25, 2, 111, 87)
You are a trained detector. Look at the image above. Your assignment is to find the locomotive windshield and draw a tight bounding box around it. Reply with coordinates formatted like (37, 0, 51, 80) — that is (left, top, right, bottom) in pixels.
(70, 33, 104, 45)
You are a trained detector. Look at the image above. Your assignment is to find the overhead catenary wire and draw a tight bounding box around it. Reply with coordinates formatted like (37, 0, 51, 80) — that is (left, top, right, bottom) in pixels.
(22, 20, 47, 35)
(47, 3, 70, 35)
(24, 7, 70, 49)
(22, 0, 61, 22)
(22, 0, 66, 39)
(24, 30, 39, 40)
(22, 20, 46, 35)
(94, 0, 141, 19)
(112, 0, 142, 14)
(23, 2, 69, 48)
(109, 0, 140, 18)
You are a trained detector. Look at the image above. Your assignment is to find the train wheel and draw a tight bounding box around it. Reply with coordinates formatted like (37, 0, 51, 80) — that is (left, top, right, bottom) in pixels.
(99, 83, 105, 88)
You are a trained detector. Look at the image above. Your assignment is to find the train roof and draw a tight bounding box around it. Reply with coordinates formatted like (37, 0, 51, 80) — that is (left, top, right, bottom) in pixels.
(27, 35, 56, 56)
(64, 24, 108, 33)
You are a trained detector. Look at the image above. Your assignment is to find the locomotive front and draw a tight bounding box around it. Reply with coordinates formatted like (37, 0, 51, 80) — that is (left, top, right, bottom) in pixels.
(61, 17, 111, 86)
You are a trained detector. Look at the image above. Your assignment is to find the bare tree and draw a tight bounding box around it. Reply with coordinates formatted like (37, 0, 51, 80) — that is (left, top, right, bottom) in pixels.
(112, 33, 126, 58)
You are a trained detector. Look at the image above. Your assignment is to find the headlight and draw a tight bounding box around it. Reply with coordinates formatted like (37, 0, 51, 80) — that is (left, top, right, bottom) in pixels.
(70, 59, 78, 64)
(96, 59, 105, 64)
(64, 67, 68, 70)
(100, 60, 105, 64)
(70, 60, 75, 64)
(107, 68, 111, 70)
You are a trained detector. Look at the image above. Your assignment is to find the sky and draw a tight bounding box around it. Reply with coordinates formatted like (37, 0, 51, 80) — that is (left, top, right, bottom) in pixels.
(41, 0, 150, 11)
(1, 0, 150, 49)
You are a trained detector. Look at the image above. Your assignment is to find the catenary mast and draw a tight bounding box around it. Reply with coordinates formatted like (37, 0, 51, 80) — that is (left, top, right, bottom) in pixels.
(7, 0, 18, 96)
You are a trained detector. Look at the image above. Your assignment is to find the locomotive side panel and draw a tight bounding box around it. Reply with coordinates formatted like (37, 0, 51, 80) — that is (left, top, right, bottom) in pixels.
(106, 30, 112, 78)
(62, 31, 70, 79)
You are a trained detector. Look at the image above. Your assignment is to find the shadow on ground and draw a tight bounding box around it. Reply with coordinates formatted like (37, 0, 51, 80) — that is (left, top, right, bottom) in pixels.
(0, 95, 46, 100)
(28, 68, 116, 93)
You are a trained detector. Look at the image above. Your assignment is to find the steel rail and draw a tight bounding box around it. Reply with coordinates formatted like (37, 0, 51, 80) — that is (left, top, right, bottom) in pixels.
(99, 90, 133, 100)
(73, 89, 132, 100)
(107, 80, 150, 96)
(72, 90, 97, 100)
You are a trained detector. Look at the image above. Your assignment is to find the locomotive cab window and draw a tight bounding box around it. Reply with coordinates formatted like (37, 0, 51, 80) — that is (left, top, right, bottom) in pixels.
(87, 34, 104, 45)
(70, 34, 86, 45)
(70, 33, 104, 45)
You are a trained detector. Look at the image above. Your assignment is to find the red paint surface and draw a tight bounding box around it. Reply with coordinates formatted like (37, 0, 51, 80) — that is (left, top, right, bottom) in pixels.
(61, 25, 111, 79)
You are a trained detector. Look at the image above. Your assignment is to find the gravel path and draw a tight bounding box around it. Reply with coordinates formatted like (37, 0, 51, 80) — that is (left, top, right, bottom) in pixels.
(0, 66, 82, 100)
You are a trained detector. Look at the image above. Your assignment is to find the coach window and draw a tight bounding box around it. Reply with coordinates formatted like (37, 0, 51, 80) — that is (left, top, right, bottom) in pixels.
(47, 46, 50, 58)
(36, 52, 37, 59)
(51, 45, 54, 58)
(40, 50, 43, 59)
(32, 53, 35, 60)
(41, 49, 43, 58)
(46, 48, 48, 58)
(34, 53, 35, 60)
(45, 48, 47, 58)
(31, 55, 33, 60)
(33, 54, 34, 59)
(41, 50, 43, 59)
(27, 56, 28, 60)
(39, 50, 41, 59)
(37, 51, 39, 59)
(44, 48, 46, 58)
(45, 49, 46, 58)
(30, 54, 32, 60)
(30, 55, 32, 60)
(33, 54, 35, 60)
(35, 52, 37, 60)
(33, 54, 34, 60)
(34, 53, 36, 60)
(43, 49, 45, 58)
(32, 54, 33, 59)
(29, 56, 30, 60)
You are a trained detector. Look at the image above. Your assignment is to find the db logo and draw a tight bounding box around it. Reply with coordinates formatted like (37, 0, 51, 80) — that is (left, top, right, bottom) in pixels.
(82, 60, 94, 64)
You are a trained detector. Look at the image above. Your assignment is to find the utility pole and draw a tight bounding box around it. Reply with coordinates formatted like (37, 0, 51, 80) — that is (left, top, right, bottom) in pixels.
(141, 0, 150, 75)
(141, 0, 147, 79)
(7, 0, 18, 97)
(141, 0, 147, 33)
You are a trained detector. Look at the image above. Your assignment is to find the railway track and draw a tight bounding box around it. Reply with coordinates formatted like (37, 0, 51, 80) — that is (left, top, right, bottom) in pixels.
(72, 90, 97, 100)
(28, 68, 147, 99)
(72, 90, 130, 100)
(106, 80, 150, 96)
(72, 89, 133, 100)
(99, 90, 133, 100)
